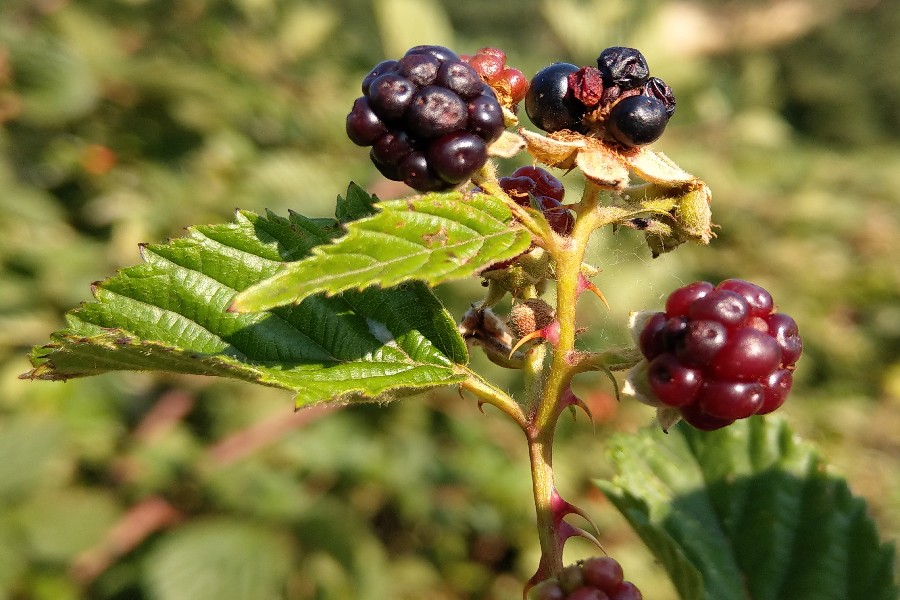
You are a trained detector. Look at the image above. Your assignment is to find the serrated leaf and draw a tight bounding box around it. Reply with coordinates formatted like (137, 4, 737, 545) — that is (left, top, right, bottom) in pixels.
(597, 417, 898, 600)
(230, 191, 531, 313)
(24, 187, 469, 408)
(144, 519, 292, 600)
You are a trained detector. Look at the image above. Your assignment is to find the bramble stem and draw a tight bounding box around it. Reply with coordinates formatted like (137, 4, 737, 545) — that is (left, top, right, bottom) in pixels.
(524, 181, 626, 576)
(459, 369, 527, 428)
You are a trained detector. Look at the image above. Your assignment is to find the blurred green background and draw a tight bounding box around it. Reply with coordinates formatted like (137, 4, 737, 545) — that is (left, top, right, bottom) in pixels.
(2, 0, 899, 598)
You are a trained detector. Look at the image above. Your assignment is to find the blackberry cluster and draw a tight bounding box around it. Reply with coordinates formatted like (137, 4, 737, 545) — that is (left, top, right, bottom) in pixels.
(462, 47, 528, 109)
(346, 45, 506, 192)
(525, 47, 676, 148)
(528, 557, 642, 600)
(499, 166, 574, 236)
(639, 279, 802, 430)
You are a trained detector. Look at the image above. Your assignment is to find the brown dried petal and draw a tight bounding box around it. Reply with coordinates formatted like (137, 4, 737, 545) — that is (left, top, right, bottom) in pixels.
(568, 66, 604, 107)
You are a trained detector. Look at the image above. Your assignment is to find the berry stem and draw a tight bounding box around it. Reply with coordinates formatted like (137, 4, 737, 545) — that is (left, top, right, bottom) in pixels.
(527, 426, 563, 573)
(523, 176, 659, 580)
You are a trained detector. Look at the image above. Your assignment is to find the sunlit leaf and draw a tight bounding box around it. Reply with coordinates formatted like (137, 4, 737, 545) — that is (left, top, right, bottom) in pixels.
(597, 417, 898, 600)
(230, 190, 531, 313)
(23, 186, 468, 408)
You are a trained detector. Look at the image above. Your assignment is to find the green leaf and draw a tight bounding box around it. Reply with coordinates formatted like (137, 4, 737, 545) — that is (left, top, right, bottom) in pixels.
(230, 190, 532, 313)
(144, 519, 292, 600)
(23, 187, 469, 408)
(597, 417, 898, 600)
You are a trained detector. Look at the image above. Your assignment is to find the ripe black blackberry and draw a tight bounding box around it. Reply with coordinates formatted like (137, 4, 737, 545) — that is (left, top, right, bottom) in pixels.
(525, 47, 676, 148)
(347, 45, 506, 191)
(638, 279, 802, 430)
(525, 63, 588, 133)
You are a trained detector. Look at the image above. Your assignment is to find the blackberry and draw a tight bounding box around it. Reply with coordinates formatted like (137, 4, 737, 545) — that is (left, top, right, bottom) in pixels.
(525, 63, 588, 133)
(527, 557, 642, 600)
(596, 47, 650, 90)
(346, 46, 506, 191)
(499, 166, 573, 236)
(637, 279, 802, 429)
(607, 95, 669, 147)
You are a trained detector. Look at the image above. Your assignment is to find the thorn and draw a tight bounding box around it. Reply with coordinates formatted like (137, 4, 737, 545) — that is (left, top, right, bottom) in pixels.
(576, 273, 610, 310)
(508, 329, 545, 359)
(508, 319, 560, 359)
(558, 387, 594, 424)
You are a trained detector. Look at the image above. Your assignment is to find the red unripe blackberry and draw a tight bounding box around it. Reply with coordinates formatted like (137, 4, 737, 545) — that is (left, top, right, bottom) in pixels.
(498, 166, 573, 235)
(635, 279, 802, 429)
(758, 369, 793, 414)
(648, 353, 703, 407)
(608, 581, 643, 600)
(568, 587, 610, 600)
(697, 380, 765, 420)
(765, 312, 802, 367)
(511, 165, 565, 201)
(710, 328, 781, 381)
(675, 319, 729, 367)
(581, 557, 624, 591)
(665, 281, 715, 317)
(528, 580, 565, 600)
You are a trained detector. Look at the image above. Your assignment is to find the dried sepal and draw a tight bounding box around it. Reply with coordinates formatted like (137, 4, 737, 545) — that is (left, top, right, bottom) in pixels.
(487, 129, 526, 158)
(520, 127, 703, 192)
(574, 144, 630, 189)
(626, 147, 697, 186)
(519, 128, 585, 169)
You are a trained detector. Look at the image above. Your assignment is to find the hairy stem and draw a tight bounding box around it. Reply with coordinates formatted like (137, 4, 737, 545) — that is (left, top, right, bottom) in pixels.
(524, 183, 612, 575)
(459, 369, 528, 428)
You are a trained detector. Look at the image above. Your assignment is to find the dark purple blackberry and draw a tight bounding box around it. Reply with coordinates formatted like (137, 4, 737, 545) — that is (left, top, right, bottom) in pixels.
(467, 95, 505, 143)
(406, 85, 468, 138)
(524, 63, 588, 133)
(436, 60, 485, 99)
(426, 132, 487, 184)
(367, 73, 416, 120)
(596, 47, 650, 90)
(398, 151, 446, 191)
(370, 130, 416, 167)
(607, 95, 669, 147)
(636, 279, 802, 429)
(361, 60, 398, 95)
(346, 97, 388, 146)
(498, 166, 573, 236)
(395, 53, 440, 87)
(347, 46, 506, 191)
(405, 44, 459, 63)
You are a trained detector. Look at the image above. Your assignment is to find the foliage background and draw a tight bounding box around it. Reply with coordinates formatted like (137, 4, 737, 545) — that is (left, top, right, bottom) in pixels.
(2, 0, 898, 598)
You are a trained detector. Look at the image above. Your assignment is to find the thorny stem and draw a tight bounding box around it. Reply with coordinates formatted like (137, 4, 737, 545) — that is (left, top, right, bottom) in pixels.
(524, 180, 623, 577)
(475, 165, 637, 579)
